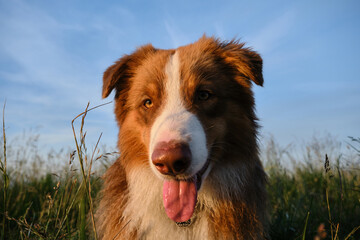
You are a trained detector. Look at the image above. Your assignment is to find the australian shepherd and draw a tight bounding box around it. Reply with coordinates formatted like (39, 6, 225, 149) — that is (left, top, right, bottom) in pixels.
(96, 36, 268, 239)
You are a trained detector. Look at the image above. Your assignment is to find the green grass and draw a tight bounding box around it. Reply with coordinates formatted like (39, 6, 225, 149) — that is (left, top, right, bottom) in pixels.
(263, 136, 360, 239)
(1, 105, 359, 239)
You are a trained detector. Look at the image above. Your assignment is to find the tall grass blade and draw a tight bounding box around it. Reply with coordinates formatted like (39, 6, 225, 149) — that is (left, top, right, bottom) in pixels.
(344, 226, 360, 240)
(1, 102, 8, 240)
(71, 101, 110, 240)
(79, 196, 86, 240)
(301, 211, 310, 240)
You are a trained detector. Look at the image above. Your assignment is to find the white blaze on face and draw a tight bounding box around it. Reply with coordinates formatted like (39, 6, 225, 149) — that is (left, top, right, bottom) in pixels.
(149, 51, 208, 179)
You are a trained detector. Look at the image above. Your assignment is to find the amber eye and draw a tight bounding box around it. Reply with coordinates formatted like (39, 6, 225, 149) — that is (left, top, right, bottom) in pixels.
(143, 99, 153, 109)
(198, 90, 211, 101)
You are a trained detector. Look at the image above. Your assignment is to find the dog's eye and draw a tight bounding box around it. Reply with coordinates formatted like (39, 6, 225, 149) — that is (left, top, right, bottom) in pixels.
(143, 99, 153, 109)
(198, 90, 211, 101)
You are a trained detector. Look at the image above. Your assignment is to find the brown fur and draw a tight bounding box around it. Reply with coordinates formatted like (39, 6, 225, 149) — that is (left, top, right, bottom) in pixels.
(96, 36, 268, 239)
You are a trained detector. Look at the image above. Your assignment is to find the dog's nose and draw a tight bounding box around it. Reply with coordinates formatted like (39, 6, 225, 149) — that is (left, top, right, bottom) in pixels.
(151, 141, 191, 176)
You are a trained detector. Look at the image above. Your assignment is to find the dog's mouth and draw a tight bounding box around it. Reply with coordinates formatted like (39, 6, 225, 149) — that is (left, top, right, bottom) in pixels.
(162, 160, 210, 224)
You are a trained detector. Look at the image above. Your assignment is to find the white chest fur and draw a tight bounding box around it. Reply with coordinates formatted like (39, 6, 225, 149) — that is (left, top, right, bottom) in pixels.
(122, 167, 210, 240)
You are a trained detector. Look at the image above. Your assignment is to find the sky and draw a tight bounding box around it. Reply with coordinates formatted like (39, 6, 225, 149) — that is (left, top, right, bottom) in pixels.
(0, 0, 359, 153)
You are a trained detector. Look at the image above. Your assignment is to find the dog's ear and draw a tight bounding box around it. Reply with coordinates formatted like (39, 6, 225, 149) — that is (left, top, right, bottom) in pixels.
(218, 40, 263, 87)
(102, 44, 156, 98)
(102, 55, 131, 98)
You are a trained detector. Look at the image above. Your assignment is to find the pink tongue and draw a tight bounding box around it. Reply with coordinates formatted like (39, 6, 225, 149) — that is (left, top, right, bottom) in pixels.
(163, 177, 197, 222)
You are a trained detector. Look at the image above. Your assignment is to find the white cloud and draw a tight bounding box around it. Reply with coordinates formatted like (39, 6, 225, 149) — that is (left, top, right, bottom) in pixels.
(0, 1, 84, 90)
(0, 0, 112, 150)
(248, 8, 297, 54)
(214, 22, 225, 40)
(164, 18, 190, 48)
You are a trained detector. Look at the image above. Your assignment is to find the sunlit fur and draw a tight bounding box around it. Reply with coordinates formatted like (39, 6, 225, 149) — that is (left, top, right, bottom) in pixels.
(149, 52, 208, 180)
(96, 36, 268, 240)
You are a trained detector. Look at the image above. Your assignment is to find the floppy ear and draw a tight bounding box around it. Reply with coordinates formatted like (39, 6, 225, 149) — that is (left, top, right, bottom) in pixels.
(102, 44, 156, 98)
(102, 55, 131, 98)
(218, 40, 263, 86)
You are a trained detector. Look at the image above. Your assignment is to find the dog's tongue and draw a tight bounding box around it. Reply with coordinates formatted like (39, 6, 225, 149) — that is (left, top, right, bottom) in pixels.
(163, 178, 197, 223)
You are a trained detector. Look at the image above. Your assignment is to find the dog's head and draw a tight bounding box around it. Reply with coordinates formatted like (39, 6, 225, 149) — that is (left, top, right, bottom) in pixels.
(102, 36, 263, 223)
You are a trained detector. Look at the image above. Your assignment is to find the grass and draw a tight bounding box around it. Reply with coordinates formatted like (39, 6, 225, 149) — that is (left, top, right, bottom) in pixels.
(1, 103, 8, 240)
(1, 104, 359, 239)
(263, 135, 360, 240)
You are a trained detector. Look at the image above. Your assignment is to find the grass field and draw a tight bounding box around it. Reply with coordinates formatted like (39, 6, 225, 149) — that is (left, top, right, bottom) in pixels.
(1, 107, 359, 239)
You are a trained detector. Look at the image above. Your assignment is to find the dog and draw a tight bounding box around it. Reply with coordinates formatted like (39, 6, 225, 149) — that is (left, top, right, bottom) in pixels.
(96, 36, 268, 240)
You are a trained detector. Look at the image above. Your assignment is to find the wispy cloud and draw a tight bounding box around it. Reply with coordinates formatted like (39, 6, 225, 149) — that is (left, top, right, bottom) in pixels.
(164, 18, 191, 48)
(0, 0, 115, 149)
(0, 0, 88, 98)
(214, 22, 225, 40)
(248, 8, 297, 54)
(0, 0, 359, 152)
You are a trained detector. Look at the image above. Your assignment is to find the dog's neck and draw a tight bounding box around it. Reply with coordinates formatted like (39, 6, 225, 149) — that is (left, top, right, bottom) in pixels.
(121, 166, 209, 239)
(121, 160, 251, 240)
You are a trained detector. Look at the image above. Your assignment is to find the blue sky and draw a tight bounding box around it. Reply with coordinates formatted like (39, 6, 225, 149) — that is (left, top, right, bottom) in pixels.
(0, 0, 359, 152)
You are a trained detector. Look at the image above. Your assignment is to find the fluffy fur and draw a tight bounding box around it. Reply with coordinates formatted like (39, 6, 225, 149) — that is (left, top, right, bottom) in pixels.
(96, 36, 268, 240)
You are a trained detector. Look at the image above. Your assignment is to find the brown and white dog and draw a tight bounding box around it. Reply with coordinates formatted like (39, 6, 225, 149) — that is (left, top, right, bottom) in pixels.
(96, 36, 268, 240)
